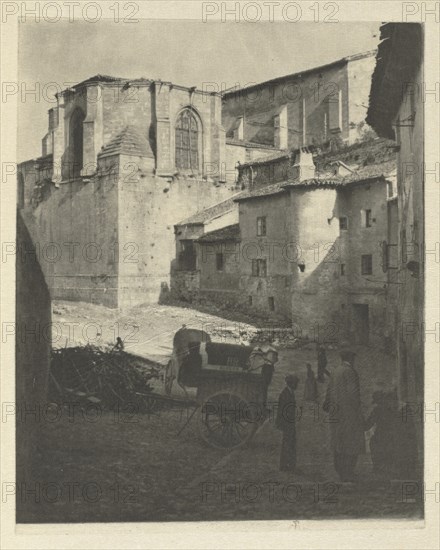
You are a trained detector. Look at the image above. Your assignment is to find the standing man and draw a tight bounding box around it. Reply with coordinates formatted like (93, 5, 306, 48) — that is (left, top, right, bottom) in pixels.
(276, 374, 299, 472)
(250, 345, 278, 406)
(304, 363, 318, 402)
(323, 345, 365, 482)
(317, 344, 330, 382)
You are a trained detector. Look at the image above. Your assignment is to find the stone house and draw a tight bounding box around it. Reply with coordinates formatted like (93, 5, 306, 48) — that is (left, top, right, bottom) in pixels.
(235, 148, 397, 345)
(171, 195, 241, 300)
(197, 224, 241, 301)
(367, 23, 424, 407)
(172, 140, 398, 346)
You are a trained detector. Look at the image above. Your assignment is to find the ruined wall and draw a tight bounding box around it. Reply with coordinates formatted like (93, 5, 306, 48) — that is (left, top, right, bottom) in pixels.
(169, 270, 201, 302)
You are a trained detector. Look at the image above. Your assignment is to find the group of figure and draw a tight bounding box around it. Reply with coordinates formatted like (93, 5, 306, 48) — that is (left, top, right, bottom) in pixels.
(276, 343, 418, 481)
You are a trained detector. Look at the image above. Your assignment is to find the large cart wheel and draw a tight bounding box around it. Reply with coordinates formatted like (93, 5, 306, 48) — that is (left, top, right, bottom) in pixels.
(198, 391, 260, 450)
(164, 360, 174, 396)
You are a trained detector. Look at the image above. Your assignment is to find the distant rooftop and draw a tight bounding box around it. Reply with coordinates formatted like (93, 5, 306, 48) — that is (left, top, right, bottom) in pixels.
(60, 74, 219, 96)
(235, 163, 392, 202)
(223, 50, 377, 97)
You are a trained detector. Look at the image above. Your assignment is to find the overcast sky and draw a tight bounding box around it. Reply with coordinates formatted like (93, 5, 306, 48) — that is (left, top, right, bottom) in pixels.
(18, 20, 381, 161)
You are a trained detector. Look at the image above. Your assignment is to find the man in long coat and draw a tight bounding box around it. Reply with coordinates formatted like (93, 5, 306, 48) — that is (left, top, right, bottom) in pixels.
(323, 346, 365, 481)
(276, 374, 299, 472)
(317, 344, 330, 382)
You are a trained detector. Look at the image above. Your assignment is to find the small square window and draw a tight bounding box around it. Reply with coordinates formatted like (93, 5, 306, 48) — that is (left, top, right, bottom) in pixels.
(257, 216, 266, 236)
(361, 254, 373, 275)
(216, 253, 224, 271)
(340, 263, 345, 276)
(268, 297, 275, 311)
(339, 217, 348, 230)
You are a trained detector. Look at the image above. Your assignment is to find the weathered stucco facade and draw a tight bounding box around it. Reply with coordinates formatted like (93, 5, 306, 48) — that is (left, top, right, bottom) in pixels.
(222, 51, 376, 151)
(367, 23, 424, 408)
(172, 140, 398, 346)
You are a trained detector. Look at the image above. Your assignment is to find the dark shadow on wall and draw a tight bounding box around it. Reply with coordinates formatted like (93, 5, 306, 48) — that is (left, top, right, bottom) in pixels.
(16, 209, 52, 521)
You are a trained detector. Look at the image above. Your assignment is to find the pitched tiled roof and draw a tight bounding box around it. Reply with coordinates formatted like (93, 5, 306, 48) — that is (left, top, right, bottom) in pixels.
(283, 174, 388, 189)
(238, 150, 292, 167)
(234, 182, 288, 201)
(197, 224, 240, 243)
(235, 166, 392, 202)
(176, 194, 242, 226)
(98, 126, 154, 158)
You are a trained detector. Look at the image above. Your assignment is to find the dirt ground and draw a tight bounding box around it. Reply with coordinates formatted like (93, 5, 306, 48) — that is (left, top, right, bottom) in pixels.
(18, 301, 423, 523)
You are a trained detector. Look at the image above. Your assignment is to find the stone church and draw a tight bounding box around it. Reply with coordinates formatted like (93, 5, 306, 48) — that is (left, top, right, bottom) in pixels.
(18, 50, 377, 307)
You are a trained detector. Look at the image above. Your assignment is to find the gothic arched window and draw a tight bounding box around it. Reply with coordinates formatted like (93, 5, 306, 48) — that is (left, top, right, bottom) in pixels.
(70, 108, 85, 178)
(175, 109, 199, 171)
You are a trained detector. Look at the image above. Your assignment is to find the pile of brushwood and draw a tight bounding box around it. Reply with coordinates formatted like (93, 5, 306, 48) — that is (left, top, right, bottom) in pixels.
(49, 345, 163, 414)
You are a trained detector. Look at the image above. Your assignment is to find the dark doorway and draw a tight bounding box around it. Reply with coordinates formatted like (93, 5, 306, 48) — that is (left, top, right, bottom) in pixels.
(352, 304, 369, 345)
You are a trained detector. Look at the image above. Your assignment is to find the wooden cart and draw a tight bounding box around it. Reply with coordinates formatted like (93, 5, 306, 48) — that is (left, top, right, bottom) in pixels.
(170, 329, 273, 449)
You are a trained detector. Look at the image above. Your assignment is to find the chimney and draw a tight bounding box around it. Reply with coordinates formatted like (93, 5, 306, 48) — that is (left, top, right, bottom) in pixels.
(234, 117, 244, 141)
(274, 106, 288, 149)
(290, 148, 316, 182)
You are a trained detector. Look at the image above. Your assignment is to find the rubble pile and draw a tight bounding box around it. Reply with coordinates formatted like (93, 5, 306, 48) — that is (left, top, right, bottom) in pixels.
(206, 325, 307, 349)
(49, 345, 163, 412)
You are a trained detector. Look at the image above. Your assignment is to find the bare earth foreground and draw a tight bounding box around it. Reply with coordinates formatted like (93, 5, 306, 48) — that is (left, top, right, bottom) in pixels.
(18, 301, 423, 522)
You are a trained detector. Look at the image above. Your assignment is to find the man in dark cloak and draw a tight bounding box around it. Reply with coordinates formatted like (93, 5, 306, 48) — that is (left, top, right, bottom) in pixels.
(178, 342, 202, 387)
(323, 345, 365, 481)
(317, 344, 330, 382)
(276, 374, 299, 472)
(365, 389, 418, 479)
